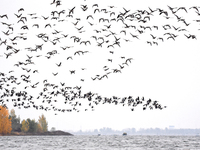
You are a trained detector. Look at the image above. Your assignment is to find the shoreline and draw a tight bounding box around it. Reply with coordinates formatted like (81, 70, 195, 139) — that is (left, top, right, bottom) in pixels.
(1, 130, 73, 136)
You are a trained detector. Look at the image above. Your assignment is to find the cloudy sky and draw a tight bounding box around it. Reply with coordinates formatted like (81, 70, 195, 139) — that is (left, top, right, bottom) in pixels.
(0, 0, 200, 132)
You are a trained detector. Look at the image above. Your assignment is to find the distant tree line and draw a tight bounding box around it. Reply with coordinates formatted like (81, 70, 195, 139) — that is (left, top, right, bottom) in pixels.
(0, 105, 48, 135)
(73, 127, 200, 135)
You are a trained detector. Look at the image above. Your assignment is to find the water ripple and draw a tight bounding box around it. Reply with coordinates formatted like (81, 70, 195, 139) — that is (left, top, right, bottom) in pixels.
(0, 135, 200, 150)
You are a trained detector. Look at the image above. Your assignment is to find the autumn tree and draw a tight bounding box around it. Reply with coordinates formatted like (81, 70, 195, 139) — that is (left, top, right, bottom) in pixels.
(38, 114, 48, 132)
(21, 119, 29, 132)
(9, 109, 21, 132)
(0, 105, 12, 135)
(37, 123, 43, 133)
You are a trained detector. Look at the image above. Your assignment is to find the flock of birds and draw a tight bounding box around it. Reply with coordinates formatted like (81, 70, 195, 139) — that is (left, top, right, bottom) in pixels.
(0, 72, 164, 113)
(1, 0, 200, 114)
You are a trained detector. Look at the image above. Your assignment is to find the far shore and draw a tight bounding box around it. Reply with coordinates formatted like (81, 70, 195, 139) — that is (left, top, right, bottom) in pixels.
(0, 130, 73, 136)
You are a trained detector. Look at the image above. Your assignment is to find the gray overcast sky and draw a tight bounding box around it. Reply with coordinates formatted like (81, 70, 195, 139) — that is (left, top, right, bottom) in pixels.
(0, 0, 200, 132)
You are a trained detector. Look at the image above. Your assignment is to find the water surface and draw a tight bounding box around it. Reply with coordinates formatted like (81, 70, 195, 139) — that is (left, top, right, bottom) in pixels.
(0, 135, 200, 149)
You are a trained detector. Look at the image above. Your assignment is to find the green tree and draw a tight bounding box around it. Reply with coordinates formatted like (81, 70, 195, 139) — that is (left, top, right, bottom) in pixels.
(27, 118, 37, 133)
(9, 109, 21, 132)
(38, 114, 48, 132)
(50, 127, 56, 132)
(21, 119, 29, 132)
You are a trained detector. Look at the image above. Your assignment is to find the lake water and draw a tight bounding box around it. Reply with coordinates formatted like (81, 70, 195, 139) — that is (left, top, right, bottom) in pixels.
(0, 135, 200, 149)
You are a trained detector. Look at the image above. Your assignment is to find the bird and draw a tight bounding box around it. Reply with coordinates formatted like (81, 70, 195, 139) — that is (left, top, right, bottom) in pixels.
(147, 41, 152, 46)
(69, 70, 75, 74)
(94, 9, 100, 13)
(126, 58, 133, 64)
(81, 5, 88, 11)
(0, 14, 8, 19)
(150, 34, 156, 39)
(18, 8, 24, 13)
(66, 56, 73, 60)
(56, 62, 62, 67)
(130, 33, 139, 39)
(92, 4, 98, 7)
(32, 24, 39, 28)
(2, 30, 11, 36)
(52, 72, 58, 76)
(21, 25, 29, 30)
(69, 7, 76, 15)
(45, 24, 52, 28)
(176, 7, 187, 13)
(14, 13, 22, 18)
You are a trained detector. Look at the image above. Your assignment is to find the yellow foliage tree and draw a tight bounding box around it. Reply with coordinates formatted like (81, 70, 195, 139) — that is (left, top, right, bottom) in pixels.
(21, 119, 29, 132)
(0, 105, 12, 135)
(37, 123, 43, 133)
(38, 114, 48, 132)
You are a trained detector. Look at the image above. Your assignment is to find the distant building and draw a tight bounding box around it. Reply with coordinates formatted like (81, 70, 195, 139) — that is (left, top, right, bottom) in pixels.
(169, 126, 175, 129)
